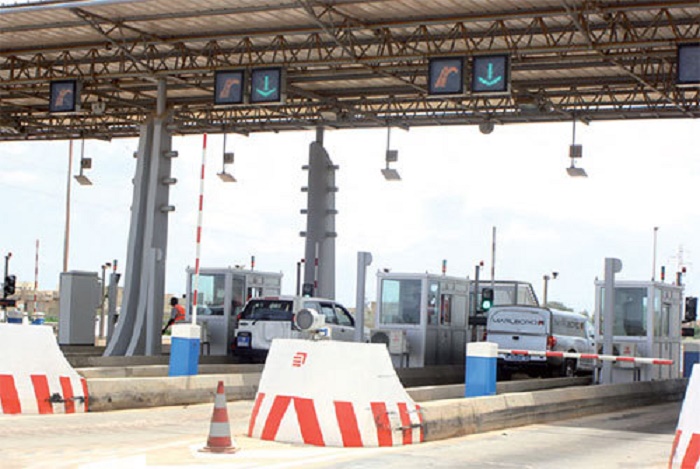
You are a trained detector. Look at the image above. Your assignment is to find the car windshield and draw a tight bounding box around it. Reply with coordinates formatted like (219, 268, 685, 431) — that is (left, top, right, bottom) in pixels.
(240, 300, 294, 321)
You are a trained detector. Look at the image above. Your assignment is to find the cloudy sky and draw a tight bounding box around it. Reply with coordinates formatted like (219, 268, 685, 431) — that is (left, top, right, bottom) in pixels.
(1, 118, 699, 314)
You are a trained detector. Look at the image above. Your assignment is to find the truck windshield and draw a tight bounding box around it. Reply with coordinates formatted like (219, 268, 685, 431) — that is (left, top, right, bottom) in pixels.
(240, 300, 294, 321)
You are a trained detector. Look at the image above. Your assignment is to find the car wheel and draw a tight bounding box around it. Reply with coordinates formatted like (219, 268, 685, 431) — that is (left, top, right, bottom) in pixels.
(562, 358, 577, 377)
(497, 368, 512, 381)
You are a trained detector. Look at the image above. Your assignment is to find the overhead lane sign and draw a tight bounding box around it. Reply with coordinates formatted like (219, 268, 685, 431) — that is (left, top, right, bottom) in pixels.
(471, 55, 510, 95)
(677, 43, 700, 87)
(428, 57, 465, 96)
(250, 67, 285, 104)
(49, 80, 79, 113)
(214, 70, 245, 105)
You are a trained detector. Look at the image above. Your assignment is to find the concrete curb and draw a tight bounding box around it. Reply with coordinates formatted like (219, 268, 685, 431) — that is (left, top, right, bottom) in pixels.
(408, 376, 591, 402)
(420, 378, 688, 441)
(87, 373, 262, 412)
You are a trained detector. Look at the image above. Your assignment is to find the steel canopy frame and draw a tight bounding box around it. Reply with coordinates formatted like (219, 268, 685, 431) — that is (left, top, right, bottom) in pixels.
(0, 0, 698, 140)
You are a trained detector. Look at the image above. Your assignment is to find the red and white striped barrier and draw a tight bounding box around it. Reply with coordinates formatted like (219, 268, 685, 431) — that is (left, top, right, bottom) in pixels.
(669, 364, 700, 468)
(498, 349, 674, 366)
(0, 324, 88, 414)
(248, 339, 424, 447)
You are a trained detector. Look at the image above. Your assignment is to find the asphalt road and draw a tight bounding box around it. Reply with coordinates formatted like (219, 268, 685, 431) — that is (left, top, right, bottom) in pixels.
(0, 400, 681, 469)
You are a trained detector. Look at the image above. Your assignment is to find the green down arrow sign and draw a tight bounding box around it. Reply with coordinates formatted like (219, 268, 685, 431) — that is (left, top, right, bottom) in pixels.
(477, 63, 503, 87)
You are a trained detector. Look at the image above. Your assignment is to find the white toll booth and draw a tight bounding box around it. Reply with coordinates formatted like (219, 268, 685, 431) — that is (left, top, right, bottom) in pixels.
(594, 280, 683, 382)
(185, 267, 282, 356)
(373, 272, 539, 368)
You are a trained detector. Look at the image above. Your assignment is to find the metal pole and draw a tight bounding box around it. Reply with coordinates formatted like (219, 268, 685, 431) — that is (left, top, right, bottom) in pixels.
(63, 140, 73, 273)
(543, 275, 549, 306)
(100, 264, 106, 338)
(33, 240, 39, 314)
(601, 257, 622, 384)
(3, 253, 10, 296)
(99, 262, 110, 339)
(652, 226, 658, 281)
(354, 252, 373, 342)
(490, 226, 496, 287)
(473, 264, 480, 315)
(296, 260, 302, 296)
(192, 133, 208, 325)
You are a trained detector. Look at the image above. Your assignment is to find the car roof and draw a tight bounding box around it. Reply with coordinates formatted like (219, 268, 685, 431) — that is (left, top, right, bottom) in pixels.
(248, 295, 336, 303)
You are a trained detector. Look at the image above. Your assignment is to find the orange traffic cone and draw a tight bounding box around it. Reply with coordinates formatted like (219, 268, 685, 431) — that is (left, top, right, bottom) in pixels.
(200, 381, 239, 454)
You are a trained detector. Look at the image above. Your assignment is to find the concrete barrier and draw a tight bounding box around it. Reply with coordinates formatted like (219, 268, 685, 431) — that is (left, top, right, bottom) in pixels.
(420, 378, 687, 441)
(248, 339, 423, 447)
(0, 324, 87, 414)
(669, 364, 700, 468)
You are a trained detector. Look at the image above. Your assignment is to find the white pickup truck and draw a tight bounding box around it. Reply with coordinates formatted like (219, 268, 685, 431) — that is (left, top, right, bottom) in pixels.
(232, 295, 357, 362)
(486, 305, 595, 379)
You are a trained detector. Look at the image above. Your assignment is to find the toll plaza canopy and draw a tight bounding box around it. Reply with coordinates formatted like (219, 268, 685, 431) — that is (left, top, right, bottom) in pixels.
(0, 0, 698, 141)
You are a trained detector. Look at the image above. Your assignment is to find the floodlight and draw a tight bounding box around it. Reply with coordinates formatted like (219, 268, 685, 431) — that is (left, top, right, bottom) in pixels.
(217, 172, 237, 182)
(381, 167, 401, 181)
(566, 117, 587, 178)
(566, 165, 588, 178)
(74, 174, 92, 185)
(218, 133, 237, 183)
(382, 127, 401, 181)
(75, 139, 92, 185)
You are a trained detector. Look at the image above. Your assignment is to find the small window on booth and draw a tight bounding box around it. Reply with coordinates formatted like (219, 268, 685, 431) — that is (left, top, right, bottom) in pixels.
(440, 294, 452, 326)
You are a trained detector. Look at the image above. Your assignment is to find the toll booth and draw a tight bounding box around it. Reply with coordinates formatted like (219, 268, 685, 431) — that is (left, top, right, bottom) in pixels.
(185, 268, 282, 356)
(374, 272, 471, 368)
(594, 280, 683, 382)
(373, 272, 540, 368)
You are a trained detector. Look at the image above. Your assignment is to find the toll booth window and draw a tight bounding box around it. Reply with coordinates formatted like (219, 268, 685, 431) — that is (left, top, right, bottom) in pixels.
(440, 294, 452, 326)
(653, 290, 671, 337)
(380, 279, 421, 325)
(194, 273, 226, 315)
(614, 287, 648, 336)
(428, 282, 439, 325)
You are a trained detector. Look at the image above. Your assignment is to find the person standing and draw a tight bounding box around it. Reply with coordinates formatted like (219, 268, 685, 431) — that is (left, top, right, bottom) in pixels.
(162, 297, 186, 334)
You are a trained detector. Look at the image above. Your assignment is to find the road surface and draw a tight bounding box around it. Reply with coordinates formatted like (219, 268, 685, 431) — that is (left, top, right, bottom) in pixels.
(0, 399, 681, 468)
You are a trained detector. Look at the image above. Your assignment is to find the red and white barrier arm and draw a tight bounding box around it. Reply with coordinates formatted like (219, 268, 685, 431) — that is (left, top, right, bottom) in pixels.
(498, 349, 674, 366)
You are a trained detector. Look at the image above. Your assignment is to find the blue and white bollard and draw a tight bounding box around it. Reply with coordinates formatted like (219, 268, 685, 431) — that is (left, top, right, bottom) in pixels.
(465, 342, 498, 398)
(168, 323, 201, 377)
(683, 342, 700, 378)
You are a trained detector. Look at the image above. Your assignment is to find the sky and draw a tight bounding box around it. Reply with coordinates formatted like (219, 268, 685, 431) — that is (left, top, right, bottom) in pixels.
(1, 118, 699, 314)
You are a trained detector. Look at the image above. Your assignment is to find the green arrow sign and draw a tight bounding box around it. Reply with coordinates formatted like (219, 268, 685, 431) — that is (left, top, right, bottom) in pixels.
(471, 55, 509, 94)
(256, 75, 277, 98)
(477, 63, 503, 87)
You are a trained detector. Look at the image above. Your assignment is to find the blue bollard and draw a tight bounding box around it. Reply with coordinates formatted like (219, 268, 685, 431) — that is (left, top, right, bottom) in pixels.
(168, 324, 201, 377)
(465, 342, 498, 398)
(683, 342, 700, 378)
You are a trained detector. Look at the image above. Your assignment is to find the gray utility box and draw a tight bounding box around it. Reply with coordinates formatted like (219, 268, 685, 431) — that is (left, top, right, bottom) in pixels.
(59, 271, 101, 345)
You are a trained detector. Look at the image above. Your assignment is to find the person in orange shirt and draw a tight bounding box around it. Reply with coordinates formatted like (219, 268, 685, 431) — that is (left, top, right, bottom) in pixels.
(162, 297, 186, 334)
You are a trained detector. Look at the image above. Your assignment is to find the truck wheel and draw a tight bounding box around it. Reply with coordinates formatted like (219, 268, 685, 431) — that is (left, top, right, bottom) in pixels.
(497, 368, 512, 381)
(562, 358, 577, 377)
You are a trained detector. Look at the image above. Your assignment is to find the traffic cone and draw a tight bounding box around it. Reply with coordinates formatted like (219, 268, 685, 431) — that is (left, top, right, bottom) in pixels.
(200, 381, 239, 454)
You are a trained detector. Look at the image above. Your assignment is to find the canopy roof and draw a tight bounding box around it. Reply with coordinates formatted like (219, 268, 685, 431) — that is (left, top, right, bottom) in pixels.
(0, 0, 698, 140)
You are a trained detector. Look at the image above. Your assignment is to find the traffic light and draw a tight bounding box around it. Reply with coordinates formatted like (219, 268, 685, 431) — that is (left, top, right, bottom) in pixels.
(3, 275, 16, 297)
(685, 296, 697, 322)
(481, 287, 494, 312)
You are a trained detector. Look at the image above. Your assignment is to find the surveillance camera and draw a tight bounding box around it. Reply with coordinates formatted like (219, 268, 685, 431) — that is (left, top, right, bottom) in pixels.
(479, 121, 495, 135)
(552, 272, 559, 279)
